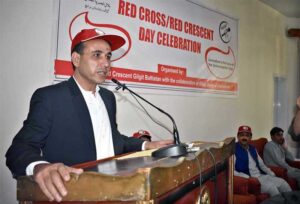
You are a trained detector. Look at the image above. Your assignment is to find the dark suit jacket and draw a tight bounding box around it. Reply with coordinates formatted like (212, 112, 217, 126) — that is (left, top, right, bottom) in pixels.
(6, 77, 143, 178)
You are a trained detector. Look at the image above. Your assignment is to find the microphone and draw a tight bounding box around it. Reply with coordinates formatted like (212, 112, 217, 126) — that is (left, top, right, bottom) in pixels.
(111, 78, 125, 90)
(111, 78, 187, 158)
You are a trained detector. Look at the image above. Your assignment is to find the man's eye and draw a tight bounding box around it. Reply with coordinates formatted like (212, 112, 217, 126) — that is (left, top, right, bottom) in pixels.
(93, 53, 101, 58)
(106, 54, 112, 60)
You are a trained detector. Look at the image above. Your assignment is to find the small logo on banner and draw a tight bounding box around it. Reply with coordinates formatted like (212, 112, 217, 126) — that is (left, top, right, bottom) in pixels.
(219, 21, 231, 43)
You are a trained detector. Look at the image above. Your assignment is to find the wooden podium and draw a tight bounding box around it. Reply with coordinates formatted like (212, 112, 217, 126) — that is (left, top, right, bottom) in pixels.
(17, 137, 235, 204)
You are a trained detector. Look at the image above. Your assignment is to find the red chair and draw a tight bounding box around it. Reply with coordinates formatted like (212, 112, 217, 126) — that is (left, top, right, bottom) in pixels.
(249, 138, 299, 190)
(233, 176, 269, 204)
(288, 160, 300, 169)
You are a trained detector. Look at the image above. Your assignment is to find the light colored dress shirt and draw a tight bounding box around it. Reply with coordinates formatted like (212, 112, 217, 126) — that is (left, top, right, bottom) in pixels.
(264, 141, 295, 170)
(77, 82, 115, 159)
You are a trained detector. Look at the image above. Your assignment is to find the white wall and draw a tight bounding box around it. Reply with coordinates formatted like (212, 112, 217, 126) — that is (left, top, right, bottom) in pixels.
(0, 0, 55, 203)
(1, 0, 300, 203)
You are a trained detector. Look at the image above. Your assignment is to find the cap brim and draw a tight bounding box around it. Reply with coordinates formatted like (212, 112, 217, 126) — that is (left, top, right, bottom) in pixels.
(139, 135, 151, 139)
(238, 131, 252, 134)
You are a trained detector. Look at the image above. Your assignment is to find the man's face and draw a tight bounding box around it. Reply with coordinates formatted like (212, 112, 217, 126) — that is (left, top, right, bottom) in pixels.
(72, 39, 112, 89)
(272, 131, 285, 145)
(237, 132, 252, 147)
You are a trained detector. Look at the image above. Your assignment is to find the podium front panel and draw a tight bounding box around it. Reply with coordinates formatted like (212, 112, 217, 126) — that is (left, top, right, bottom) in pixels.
(17, 137, 235, 204)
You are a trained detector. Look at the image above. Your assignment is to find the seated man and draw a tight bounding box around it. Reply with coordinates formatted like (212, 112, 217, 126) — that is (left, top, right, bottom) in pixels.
(234, 125, 291, 197)
(132, 130, 152, 142)
(264, 127, 300, 188)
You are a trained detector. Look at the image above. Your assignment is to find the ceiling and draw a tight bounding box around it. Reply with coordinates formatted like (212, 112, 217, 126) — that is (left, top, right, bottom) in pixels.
(259, 0, 300, 18)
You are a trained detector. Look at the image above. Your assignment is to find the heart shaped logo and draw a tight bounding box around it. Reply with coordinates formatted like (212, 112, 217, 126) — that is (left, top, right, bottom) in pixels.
(205, 46, 236, 79)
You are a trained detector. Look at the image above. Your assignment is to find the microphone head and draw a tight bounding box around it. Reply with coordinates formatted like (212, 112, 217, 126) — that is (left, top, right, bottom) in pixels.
(111, 78, 125, 90)
(111, 78, 118, 84)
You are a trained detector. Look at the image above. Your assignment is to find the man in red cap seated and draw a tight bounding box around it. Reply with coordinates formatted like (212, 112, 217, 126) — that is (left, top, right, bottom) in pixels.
(5, 28, 173, 202)
(234, 125, 291, 197)
(132, 130, 152, 142)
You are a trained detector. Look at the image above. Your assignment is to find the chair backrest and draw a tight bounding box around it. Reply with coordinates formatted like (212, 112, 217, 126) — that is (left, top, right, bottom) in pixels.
(248, 138, 268, 158)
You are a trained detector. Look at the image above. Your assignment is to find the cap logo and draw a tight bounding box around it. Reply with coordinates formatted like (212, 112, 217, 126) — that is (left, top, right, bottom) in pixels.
(95, 28, 105, 36)
(138, 130, 147, 135)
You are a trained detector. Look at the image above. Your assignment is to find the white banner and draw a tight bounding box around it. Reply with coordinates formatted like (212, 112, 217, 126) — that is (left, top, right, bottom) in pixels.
(55, 0, 238, 95)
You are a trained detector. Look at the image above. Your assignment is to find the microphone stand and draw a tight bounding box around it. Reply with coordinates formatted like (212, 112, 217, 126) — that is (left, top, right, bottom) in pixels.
(111, 78, 187, 158)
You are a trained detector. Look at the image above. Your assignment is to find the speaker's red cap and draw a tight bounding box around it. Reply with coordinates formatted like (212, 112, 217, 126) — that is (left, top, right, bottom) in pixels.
(71, 28, 125, 52)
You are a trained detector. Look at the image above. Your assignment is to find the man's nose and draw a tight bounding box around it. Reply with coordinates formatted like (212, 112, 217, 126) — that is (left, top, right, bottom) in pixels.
(99, 58, 110, 68)
(103, 60, 110, 68)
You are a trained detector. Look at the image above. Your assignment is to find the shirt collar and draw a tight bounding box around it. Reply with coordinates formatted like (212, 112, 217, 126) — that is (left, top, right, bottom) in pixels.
(73, 76, 100, 95)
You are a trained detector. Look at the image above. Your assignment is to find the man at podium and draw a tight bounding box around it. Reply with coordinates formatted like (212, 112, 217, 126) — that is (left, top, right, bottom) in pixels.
(5, 28, 173, 202)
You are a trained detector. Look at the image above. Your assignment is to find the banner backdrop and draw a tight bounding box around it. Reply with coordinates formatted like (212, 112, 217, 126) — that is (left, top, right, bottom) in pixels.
(55, 0, 238, 95)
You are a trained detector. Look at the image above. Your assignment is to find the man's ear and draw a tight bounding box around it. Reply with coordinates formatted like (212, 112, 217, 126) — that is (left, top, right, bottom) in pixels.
(71, 52, 80, 68)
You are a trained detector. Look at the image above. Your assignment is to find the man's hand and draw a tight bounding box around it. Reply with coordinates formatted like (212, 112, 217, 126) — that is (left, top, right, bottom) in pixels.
(281, 139, 288, 150)
(297, 96, 300, 108)
(144, 140, 174, 150)
(33, 163, 83, 202)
